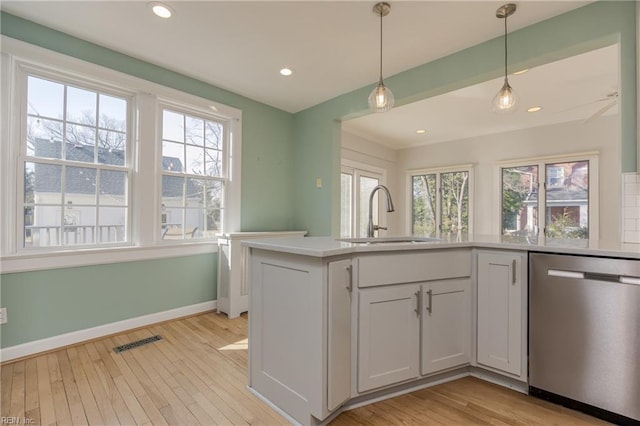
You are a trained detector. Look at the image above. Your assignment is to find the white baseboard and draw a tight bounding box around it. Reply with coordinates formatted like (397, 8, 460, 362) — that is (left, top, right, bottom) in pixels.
(0, 300, 217, 363)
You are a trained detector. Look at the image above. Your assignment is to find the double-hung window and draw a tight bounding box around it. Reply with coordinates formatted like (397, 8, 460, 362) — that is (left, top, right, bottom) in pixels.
(22, 71, 132, 248)
(499, 154, 597, 240)
(2, 41, 242, 269)
(409, 165, 472, 237)
(160, 105, 226, 240)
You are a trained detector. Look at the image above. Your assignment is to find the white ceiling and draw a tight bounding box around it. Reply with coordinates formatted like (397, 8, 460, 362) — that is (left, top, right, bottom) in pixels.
(2, 0, 594, 114)
(4, 1, 617, 150)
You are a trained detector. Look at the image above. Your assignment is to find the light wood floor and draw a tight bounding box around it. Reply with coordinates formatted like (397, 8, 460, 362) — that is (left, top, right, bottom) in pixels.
(1, 312, 608, 425)
(330, 377, 609, 426)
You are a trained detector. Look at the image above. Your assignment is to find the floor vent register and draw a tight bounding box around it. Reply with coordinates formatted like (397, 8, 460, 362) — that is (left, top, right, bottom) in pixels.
(113, 335, 163, 353)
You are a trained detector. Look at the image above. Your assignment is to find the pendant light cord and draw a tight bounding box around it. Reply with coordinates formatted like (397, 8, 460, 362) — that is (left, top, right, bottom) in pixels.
(379, 8, 383, 84)
(503, 14, 508, 80)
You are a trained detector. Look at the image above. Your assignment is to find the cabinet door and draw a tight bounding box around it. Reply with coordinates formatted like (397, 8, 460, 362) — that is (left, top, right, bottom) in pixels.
(358, 284, 420, 393)
(421, 279, 471, 375)
(327, 259, 352, 411)
(477, 252, 523, 376)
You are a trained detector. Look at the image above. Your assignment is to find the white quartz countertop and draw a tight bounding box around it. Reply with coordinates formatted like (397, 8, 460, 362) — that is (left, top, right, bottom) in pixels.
(242, 234, 640, 259)
(216, 230, 307, 240)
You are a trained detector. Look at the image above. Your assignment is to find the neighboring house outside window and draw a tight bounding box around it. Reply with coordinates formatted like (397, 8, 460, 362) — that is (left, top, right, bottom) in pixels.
(544, 161, 590, 238)
(500, 155, 596, 240)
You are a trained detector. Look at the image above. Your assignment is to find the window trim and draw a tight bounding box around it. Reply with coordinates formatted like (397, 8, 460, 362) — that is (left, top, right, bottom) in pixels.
(493, 151, 599, 243)
(0, 36, 242, 272)
(405, 164, 474, 237)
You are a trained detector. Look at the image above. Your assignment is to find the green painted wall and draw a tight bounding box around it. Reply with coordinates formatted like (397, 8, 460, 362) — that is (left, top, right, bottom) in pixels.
(0, 254, 216, 348)
(292, 1, 638, 236)
(0, 12, 295, 348)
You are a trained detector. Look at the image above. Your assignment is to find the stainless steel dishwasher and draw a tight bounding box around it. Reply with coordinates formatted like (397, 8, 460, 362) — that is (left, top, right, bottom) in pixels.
(529, 253, 640, 424)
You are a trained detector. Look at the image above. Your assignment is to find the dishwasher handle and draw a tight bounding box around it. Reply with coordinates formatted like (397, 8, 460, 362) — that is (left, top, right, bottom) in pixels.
(620, 276, 640, 286)
(548, 269, 584, 279)
(548, 268, 640, 286)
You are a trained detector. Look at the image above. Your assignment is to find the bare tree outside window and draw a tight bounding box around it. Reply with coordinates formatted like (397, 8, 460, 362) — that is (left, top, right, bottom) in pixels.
(27, 77, 127, 163)
(412, 170, 469, 237)
(412, 174, 436, 237)
(440, 171, 468, 234)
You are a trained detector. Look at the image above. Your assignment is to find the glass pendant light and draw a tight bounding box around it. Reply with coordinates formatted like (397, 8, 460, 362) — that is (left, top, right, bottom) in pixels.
(368, 2, 394, 113)
(492, 3, 518, 113)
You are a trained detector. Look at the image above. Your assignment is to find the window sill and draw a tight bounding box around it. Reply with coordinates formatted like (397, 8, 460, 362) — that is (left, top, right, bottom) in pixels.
(0, 241, 218, 274)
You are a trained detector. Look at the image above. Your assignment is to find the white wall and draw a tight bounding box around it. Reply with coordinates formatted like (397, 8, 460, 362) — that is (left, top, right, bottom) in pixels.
(395, 115, 621, 240)
(341, 132, 401, 234)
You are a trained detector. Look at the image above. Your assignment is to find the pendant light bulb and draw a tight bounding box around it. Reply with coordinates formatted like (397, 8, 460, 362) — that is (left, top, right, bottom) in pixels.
(368, 2, 394, 113)
(369, 80, 395, 112)
(492, 79, 518, 113)
(492, 4, 518, 113)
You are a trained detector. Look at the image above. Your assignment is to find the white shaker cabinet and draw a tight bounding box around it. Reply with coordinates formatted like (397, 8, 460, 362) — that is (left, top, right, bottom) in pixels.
(356, 249, 472, 393)
(357, 283, 421, 392)
(476, 250, 527, 380)
(421, 278, 471, 375)
(248, 249, 351, 424)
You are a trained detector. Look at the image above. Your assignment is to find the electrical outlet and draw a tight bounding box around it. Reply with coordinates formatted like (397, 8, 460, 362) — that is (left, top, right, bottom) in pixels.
(0, 307, 7, 325)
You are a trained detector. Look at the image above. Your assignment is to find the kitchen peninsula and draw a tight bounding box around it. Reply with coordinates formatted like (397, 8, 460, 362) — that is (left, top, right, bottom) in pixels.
(244, 235, 639, 425)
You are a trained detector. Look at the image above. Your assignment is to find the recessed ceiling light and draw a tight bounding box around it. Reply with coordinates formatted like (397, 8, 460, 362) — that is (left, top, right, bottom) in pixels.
(513, 69, 529, 75)
(416, 129, 426, 134)
(280, 68, 293, 76)
(149, 2, 173, 18)
(527, 106, 543, 113)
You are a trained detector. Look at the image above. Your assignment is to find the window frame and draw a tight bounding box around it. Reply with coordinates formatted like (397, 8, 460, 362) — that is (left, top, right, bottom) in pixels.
(0, 37, 242, 273)
(17, 65, 136, 250)
(405, 164, 474, 237)
(494, 152, 599, 243)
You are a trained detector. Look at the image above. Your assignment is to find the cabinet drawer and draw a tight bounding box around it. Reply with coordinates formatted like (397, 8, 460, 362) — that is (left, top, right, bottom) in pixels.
(357, 249, 471, 287)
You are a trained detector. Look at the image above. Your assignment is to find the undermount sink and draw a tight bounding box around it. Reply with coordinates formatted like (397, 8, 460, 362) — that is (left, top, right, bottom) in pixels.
(338, 236, 442, 244)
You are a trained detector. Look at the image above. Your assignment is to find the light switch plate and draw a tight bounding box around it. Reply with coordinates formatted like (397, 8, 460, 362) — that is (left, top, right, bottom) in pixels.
(0, 307, 6, 324)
